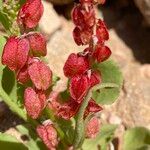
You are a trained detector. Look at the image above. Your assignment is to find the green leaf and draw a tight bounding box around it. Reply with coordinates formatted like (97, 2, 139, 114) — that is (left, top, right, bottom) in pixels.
(92, 60, 123, 105)
(0, 132, 27, 150)
(16, 125, 47, 150)
(0, 10, 11, 32)
(123, 127, 150, 150)
(82, 124, 117, 150)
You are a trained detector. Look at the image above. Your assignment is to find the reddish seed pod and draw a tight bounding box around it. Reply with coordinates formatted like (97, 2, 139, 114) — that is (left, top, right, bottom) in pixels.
(36, 123, 58, 150)
(63, 53, 89, 78)
(27, 33, 47, 57)
(85, 99, 103, 117)
(93, 45, 111, 62)
(28, 61, 52, 90)
(72, 5, 85, 29)
(48, 91, 61, 113)
(72, 4, 95, 29)
(85, 117, 100, 138)
(89, 70, 102, 87)
(17, 0, 43, 29)
(2, 37, 29, 71)
(69, 74, 89, 103)
(57, 99, 79, 120)
(96, 19, 109, 43)
(24, 87, 46, 119)
(17, 65, 30, 84)
(73, 27, 93, 46)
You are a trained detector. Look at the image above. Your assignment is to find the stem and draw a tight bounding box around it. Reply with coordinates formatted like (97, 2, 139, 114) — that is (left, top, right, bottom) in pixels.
(73, 83, 119, 149)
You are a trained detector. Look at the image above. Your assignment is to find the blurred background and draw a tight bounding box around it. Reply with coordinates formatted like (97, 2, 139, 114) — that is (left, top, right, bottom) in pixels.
(0, 0, 150, 149)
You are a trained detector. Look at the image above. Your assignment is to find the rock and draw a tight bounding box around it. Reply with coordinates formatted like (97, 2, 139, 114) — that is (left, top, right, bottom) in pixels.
(39, 1, 61, 39)
(108, 63, 150, 129)
(107, 29, 134, 69)
(134, 0, 150, 26)
(48, 0, 72, 5)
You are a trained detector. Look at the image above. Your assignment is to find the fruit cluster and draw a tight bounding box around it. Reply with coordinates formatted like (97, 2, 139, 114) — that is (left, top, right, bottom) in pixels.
(2, 0, 57, 149)
(1, 0, 112, 149)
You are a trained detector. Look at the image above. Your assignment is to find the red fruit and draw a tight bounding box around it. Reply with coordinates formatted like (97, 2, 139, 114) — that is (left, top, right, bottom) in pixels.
(85, 99, 103, 117)
(57, 99, 79, 120)
(72, 4, 95, 29)
(36, 123, 58, 150)
(89, 70, 101, 87)
(73, 27, 92, 46)
(93, 45, 111, 62)
(69, 74, 89, 103)
(17, 65, 30, 84)
(27, 33, 47, 57)
(24, 87, 46, 119)
(17, 0, 43, 29)
(72, 5, 85, 29)
(28, 61, 52, 90)
(85, 117, 100, 138)
(96, 19, 109, 43)
(2, 37, 29, 71)
(63, 53, 89, 78)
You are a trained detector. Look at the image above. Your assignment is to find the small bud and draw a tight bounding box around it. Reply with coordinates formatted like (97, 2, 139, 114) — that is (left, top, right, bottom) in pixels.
(24, 87, 46, 119)
(63, 53, 89, 78)
(17, 0, 43, 29)
(93, 45, 111, 62)
(36, 123, 58, 150)
(86, 117, 100, 138)
(69, 74, 89, 103)
(2, 37, 29, 71)
(28, 61, 52, 90)
(27, 33, 47, 57)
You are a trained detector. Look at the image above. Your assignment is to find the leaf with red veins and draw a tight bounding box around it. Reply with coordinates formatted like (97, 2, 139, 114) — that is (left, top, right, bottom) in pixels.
(69, 74, 89, 103)
(96, 19, 109, 43)
(27, 33, 47, 57)
(89, 70, 102, 87)
(24, 87, 46, 119)
(17, 0, 43, 29)
(36, 124, 58, 150)
(85, 117, 100, 138)
(2, 37, 29, 71)
(17, 65, 30, 84)
(63, 53, 89, 78)
(28, 61, 52, 90)
(93, 45, 111, 62)
(57, 99, 79, 120)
